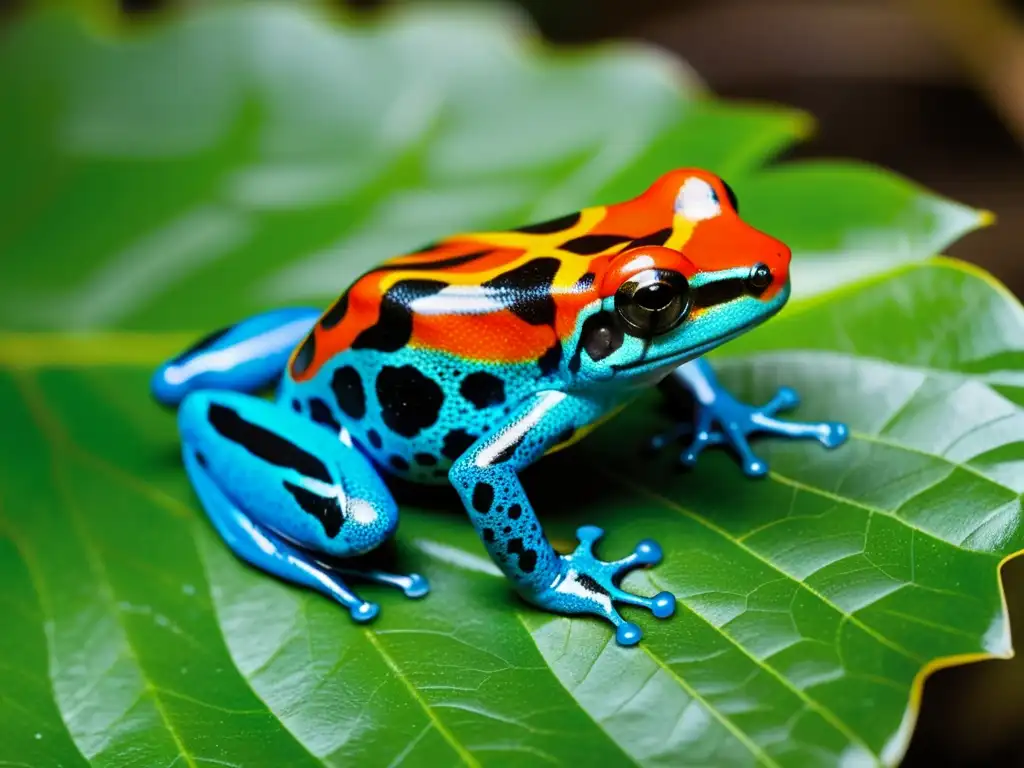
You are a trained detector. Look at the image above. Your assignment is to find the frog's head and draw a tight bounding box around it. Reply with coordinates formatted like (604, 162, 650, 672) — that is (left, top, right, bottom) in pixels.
(567, 169, 790, 387)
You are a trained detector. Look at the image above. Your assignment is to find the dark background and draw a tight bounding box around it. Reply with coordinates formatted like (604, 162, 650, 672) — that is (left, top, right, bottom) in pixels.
(7, 0, 1024, 764)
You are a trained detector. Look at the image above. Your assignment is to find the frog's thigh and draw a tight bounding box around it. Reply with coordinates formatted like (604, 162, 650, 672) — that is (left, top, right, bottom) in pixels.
(178, 390, 398, 558)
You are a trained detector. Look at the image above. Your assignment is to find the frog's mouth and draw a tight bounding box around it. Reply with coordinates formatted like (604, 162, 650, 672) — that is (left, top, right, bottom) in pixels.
(609, 307, 777, 374)
(609, 326, 747, 372)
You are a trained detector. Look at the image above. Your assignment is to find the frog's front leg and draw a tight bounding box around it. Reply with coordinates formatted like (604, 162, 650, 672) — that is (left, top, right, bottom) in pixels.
(650, 357, 848, 477)
(449, 391, 675, 646)
(178, 390, 427, 621)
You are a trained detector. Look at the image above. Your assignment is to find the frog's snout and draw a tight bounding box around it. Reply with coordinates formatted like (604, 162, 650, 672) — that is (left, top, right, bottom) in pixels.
(752, 234, 791, 293)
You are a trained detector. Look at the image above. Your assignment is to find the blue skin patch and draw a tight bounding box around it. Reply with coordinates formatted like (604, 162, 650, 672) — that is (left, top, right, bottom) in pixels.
(156, 296, 846, 642)
(276, 345, 560, 486)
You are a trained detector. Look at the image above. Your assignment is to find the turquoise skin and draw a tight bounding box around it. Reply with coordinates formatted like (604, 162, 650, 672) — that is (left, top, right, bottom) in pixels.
(152, 265, 847, 646)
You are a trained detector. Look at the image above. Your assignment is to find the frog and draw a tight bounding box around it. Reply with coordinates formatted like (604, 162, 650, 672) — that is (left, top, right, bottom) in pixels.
(152, 169, 848, 646)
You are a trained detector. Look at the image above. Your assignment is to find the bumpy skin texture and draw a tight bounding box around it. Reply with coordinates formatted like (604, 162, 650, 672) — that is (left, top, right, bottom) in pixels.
(153, 169, 847, 644)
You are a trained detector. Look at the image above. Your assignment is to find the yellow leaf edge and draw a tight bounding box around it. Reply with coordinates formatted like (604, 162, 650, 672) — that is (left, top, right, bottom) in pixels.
(891, 256, 1024, 765)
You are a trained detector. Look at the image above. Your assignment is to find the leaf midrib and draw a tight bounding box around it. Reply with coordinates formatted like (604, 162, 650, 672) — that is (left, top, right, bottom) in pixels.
(363, 628, 480, 768)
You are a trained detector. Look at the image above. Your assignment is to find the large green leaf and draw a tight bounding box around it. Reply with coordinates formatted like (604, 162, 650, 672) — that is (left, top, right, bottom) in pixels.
(0, 3, 1016, 767)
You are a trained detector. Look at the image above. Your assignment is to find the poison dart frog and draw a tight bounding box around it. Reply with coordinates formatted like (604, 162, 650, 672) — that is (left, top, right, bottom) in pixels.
(152, 169, 848, 646)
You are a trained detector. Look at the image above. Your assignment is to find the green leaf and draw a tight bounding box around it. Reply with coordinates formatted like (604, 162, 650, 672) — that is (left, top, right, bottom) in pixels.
(0, 3, 1016, 768)
(0, 2, 985, 332)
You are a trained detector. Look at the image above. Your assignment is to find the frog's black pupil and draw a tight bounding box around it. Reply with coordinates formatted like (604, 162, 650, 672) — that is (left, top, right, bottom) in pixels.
(635, 282, 674, 312)
(615, 268, 690, 337)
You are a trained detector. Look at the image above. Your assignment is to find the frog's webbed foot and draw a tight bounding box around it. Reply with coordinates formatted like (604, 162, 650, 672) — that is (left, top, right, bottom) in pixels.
(529, 526, 676, 646)
(650, 384, 848, 477)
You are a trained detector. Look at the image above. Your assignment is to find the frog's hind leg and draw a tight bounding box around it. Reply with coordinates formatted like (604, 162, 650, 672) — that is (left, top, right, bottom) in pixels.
(152, 306, 321, 406)
(178, 389, 428, 620)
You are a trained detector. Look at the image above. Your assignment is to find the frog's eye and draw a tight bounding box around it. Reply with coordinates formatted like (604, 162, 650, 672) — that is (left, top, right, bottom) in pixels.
(615, 268, 691, 337)
(674, 177, 722, 222)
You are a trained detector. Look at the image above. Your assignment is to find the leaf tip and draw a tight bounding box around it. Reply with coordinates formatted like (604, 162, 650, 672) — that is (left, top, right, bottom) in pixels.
(977, 208, 998, 228)
(790, 110, 818, 141)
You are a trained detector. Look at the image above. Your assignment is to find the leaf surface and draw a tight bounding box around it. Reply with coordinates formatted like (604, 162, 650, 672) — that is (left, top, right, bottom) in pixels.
(0, 4, 1015, 767)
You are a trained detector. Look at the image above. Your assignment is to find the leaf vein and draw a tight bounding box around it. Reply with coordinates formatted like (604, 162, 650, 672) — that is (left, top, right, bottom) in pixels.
(362, 628, 481, 768)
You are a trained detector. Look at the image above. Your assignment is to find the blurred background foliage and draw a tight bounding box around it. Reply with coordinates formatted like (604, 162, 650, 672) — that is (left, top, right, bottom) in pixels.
(3, 0, 1023, 765)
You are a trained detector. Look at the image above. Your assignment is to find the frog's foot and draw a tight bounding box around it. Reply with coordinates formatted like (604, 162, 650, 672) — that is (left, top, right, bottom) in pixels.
(178, 389, 411, 623)
(649, 386, 848, 477)
(332, 566, 430, 599)
(528, 525, 676, 647)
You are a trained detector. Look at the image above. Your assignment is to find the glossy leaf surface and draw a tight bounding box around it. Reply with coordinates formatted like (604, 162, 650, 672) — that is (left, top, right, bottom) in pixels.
(0, 4, 1015, 767)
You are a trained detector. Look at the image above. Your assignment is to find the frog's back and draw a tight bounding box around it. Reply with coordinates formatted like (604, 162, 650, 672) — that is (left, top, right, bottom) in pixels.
(281, 178, 684, 482)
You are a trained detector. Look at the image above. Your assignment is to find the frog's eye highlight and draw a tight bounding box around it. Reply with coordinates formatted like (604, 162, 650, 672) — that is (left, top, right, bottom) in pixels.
(674, 177, 722, 222)
(615, 268, 691, 337)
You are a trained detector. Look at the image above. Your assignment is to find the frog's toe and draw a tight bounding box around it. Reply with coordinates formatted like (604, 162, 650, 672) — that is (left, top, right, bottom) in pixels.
(687, 419, 768, 477)
(608, 538, 663, 575)
(652, 591, 677, 618)
(645, 422, 690, 453)
(677, 430, 725, 469)
(609, 585, 676, 619)
(643, 421, 700, 456)
(616, 623, 643, 646)
(402, 573, 430, 599)
(574, 524, 606, 551)
(819, 421, 849, 448)
(350, 601, 381, 624)
(333, 567, 431, 600)
(743, 457, 769, 477)
(571, 526, 662, 572)
(749, 410, 850, 449)
(763, 386, 800, 414)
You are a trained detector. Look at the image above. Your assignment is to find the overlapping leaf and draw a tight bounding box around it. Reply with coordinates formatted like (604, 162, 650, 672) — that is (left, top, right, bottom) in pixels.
(0, 3, 1016, 767)
(0, 2, 983, 331)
